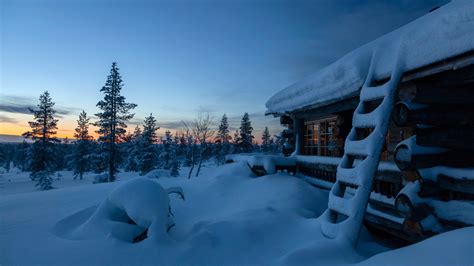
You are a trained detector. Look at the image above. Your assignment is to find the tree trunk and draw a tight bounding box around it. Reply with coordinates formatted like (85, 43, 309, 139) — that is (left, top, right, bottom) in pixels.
(187, 144, 195, 179)
(195, 144, 206, 177)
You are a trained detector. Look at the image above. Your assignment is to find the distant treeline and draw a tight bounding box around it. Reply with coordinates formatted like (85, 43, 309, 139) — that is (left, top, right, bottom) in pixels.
(0, 62, 283, 190)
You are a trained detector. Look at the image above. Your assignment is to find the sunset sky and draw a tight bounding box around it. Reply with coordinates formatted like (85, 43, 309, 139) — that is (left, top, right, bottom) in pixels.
(0, 0, 445, 141)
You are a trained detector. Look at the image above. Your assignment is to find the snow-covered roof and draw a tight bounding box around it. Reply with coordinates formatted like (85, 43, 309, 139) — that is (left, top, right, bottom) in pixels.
(266, 1, 474, 115)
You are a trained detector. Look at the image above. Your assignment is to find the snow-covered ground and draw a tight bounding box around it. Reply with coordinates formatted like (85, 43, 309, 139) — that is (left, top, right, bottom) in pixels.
(1, 163, 472, 265)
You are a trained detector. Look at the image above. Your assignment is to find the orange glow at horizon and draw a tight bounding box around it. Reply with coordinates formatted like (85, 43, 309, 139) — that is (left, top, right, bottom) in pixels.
(1, 115, 270, 143)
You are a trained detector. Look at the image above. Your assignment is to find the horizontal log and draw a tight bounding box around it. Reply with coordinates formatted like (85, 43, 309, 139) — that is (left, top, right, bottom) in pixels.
(418, 174, 474, 199)
(392, 102, 474, 127)
(398, 81, 474, 104)
(438, 174, 474, 196)
(416, 127, 474, 150)
(394, 145, 474, 171)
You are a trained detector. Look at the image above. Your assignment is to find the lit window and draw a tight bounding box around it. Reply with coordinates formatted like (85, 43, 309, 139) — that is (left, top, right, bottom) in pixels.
(303, 116, 340, 156)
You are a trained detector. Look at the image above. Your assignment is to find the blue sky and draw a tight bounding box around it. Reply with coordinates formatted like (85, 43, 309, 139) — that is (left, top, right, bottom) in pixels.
(0, 0, 446, 139)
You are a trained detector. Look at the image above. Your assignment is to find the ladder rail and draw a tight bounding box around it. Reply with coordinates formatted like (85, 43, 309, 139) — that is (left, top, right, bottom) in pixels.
(321, 45, 405, 245)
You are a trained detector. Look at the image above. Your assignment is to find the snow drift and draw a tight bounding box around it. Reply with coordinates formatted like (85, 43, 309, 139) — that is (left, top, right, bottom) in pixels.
(56, 178, 184, 242)
(2, 162, 472, 265)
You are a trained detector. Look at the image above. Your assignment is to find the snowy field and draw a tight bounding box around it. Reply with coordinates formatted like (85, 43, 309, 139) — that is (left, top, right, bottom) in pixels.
(1, 162, 472, 265)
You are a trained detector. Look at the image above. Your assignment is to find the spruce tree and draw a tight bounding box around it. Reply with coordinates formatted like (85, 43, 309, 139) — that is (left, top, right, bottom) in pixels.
(232, 129, 240, 153)
(15, 141, 30, 171)
(261, 127, 271, 153)
(22, 91, 59, 190)
(137, 113, 159, 175)
(184, 130, 195, 168)
(160, 130, 173, 170)
(124, 125, 142, 172)
(169, 139, 181, 177)
(69, 111, 93, 179)
(94, 62, 137, 182)
(238, 112, 254, 153)
(215, 114, 231, 164)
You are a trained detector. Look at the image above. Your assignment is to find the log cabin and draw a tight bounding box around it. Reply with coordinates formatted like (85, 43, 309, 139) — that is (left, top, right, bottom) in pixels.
(263, 1, 474, 243)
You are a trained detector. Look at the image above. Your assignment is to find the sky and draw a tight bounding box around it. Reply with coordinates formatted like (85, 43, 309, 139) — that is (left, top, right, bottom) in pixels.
(0, 0, 446, 141)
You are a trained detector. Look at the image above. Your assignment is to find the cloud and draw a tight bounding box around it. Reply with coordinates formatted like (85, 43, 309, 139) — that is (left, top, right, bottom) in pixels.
(158, 120, 192, 130)
(0, 114, 19, 124)
(0, 94, 81, 117)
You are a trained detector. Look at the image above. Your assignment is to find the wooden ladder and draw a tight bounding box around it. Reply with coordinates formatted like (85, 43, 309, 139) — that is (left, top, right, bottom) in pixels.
(321, 47, 405, 245)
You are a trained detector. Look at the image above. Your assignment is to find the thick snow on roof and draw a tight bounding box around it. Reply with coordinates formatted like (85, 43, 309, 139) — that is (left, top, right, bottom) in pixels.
(266, 1, 474, 115)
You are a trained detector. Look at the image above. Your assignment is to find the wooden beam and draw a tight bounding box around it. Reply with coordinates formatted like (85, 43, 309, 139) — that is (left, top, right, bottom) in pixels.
(416, 127, 474, 150)
(392, 102, 474, 127)
(394, 145, 474, 171)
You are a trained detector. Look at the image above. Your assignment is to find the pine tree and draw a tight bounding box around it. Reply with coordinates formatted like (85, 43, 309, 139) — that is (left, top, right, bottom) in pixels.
(215, 114, 230, 143)
(90, 141, 108, 174)
(169, 139, 181, 177)
(160, 131, 173, 170)
(261, 127, 271, 153)
(215, 114, 231, 164)
(69, 111, 93, 179)
(14, 140, 30, 171)
(183, 130, 194, 168)
(22, 91, 59, 190)
(137, 114, 159, 175)
(94, 62, 137, 182)
(232, 129, 240, 154)
(237, 112, 254, 153)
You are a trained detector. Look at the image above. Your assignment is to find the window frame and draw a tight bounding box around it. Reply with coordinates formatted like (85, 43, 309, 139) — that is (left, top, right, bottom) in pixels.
(302, 115, 339, 156)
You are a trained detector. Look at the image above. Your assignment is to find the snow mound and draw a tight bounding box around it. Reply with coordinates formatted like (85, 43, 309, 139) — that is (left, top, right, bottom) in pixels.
(8, 163, 471, 265)
(357, 226, 474, 266)
(57, 178, 183, 242)
(144, 169, 171, 179)
(247, 155, 296, 174)
(266, 1, 474, 114)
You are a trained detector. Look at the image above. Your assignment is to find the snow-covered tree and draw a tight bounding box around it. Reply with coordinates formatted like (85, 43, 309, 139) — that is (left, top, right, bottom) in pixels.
(69, 111, 93, 179)
(169, 140, 181, 177)
(90, 141, 108, 174)
(215, 114, 231, 164)
(13, 141, 30, 171)
(94, 62, 137, 182)
(237, 112, 254, 153)
(182, 128, 195, 169)
(124, 125, 142, 172)
(22, 91, 59, 190)
(160, 131, 173, 170)
(137, 114, 159, 175)
(232, 129, 240, 154)
(261, 127, 271, 153)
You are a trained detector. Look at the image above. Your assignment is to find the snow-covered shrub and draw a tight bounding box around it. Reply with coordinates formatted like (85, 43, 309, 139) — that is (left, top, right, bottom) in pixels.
(92, 173, 109, 184)
(144, 169, 171, 179)
(33, 170, 54, 190)
(75, 178, 184, 242)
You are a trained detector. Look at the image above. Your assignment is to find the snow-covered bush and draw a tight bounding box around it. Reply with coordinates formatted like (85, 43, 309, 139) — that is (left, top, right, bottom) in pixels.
(92, 173, 109, 184)
(144, 169, 171, 179)
(33, 170, 54, 190)
(74, 178, 184, 242)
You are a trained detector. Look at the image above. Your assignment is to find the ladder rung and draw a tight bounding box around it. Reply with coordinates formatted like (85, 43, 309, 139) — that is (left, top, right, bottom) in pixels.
(328, 193, 352, 217)
(337, 168, 362, 187)
(352, 109, 382, 128)
(344, 139, 370, 156)
(320, 210, 339, 239)
(360, 84, 389, 102)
